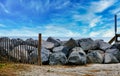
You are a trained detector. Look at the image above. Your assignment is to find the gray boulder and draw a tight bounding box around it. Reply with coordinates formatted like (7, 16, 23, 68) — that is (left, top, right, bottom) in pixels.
(53, 46, 74, 58)
(61, 47, 70, 57)
(53, 46, 64, 53)
(28, 47, 51, 64)
(68, 47, 86, 65)
(47, 37, 61, 47)
(104, 53, 119, 64)
(78, 38, 97, 51)
(42, 40, 54, 49)
(106, 49, 120, 62)
(62, 38, 78, 57)
(41, 47, 51, 63)
(110, 43, 120, 50)
(25, 38, 38, 47)
(11, 38, 25, 47)
(64, 38, 78, 49)
(61, 41, 67, 46)
(49, 52, 67, 65)
(95, 40, 111, 51)
(87, 50, 104, 63)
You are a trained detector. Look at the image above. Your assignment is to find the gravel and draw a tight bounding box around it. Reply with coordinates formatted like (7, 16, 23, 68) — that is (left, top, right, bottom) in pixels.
(17, 63, 120, 76)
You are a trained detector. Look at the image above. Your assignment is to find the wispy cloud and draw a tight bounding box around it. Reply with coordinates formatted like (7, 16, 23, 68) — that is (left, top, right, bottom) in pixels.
(90, 0, 116, 13)
(0, 23, 6, 27)
(0, 0, 120, 39)
(73, 0, 116, 24)
(43, 25, 81, 37)
(89, 31, 101, 37)
(55, 0, 70, 9)
(89, 27, 115, 37)
(110, 4, 120, 15)
(0, 25, 81, 37)
(0, 2, 10, 14)
(89, 16, 102, 28)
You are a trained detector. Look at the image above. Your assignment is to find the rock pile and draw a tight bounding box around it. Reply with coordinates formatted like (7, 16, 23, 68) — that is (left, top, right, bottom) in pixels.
(0, 37, 120, 65)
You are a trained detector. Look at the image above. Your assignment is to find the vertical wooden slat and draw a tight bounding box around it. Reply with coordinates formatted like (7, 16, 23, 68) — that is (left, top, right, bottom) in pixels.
(38, 33, 42, 65)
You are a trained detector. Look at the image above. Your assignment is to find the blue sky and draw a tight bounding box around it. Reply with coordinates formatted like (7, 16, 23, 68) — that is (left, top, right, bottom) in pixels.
(0, 0, 120, 37)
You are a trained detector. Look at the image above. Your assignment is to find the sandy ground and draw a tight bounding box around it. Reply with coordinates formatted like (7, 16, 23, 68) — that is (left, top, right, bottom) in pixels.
(17, 63, 120, 76)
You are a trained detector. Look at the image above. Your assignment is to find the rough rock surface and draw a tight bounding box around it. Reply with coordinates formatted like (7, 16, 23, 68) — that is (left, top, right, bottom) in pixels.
(104, 53, 119, 64)
(42, 40, 54, 49)
(78, 38, 97, 51)
(87, 50, 104, 63)
(106, 49, 120, 62)
(64, 38, 78, 49)
(53, 46, 64, 53)
(95, 40, 111, 51)
(49, 52, 67, 65)
(25, 38, 38, 47)
(68, 47, 86, 65)
(28, 47, 51, 64)
(47, 37, 61, 47)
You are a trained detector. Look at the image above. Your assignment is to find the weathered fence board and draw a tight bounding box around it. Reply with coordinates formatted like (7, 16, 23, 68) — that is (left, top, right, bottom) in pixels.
(0, 34, 42, 65)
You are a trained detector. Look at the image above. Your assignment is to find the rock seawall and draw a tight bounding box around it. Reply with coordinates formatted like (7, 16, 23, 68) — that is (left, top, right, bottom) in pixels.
(0, 37, 120, 65)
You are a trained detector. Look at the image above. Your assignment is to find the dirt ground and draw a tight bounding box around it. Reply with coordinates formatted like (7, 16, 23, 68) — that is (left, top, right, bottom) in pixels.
(16, 63, 120, 76)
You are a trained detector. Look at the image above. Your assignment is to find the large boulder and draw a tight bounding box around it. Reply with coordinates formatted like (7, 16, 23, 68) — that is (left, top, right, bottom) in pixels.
(95, 40, 111, 51)
(53, 46, 64, 53)
(27, 47, 51, 64)
(104, 53, 119, 64)
(47, 37, 61, 47)
(11, 38, 25, 47)
(64, 38, 78, 49)
(53, 46, 72, 58)
(106, 49, 120, 62)
(41, 48, 51, 64)
(49, 52, 67, 65)
(78, 38, 97, 52)
(61, 41, 67, 46)
(42, 40, 54, 50)
(110, 43, 120, 50)
(25, 38, 38, 47)
(61, 47, 70, 57)
(68, 47, 86, 65)
(87, 50, 104, 63)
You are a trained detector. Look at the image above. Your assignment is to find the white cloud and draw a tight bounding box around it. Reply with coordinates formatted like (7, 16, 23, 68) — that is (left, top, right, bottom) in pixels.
(89, 16, 101, 27)
(0, 29, 38, 36)
(55, 1, 70, 9)
(89, 32, 101, 37)
(73, 13, 95, 22)
(102, 26, 120, 37)
(73, 13, 102, 28)
(0, 2, 10, 14)
(90, 0, 116, 13)
(0, 25, 81, 37)
(102, 30, 114, 37)
(0, 24, 6, 27)
(89, 28, 115, 37)
(43, 25, 81, 37)
(111, 7, 120, 14)
(73, 0, 117, 28)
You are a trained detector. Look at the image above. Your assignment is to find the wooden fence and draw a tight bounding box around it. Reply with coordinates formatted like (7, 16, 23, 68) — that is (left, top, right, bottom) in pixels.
(0, 33, 42, 65)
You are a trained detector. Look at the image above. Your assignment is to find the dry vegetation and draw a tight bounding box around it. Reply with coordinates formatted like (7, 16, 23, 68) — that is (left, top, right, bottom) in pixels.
(0, 62, 30, 76)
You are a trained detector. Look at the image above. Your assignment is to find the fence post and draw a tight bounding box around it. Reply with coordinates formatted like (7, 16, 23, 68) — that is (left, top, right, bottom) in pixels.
(38, 33, 42, 65)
